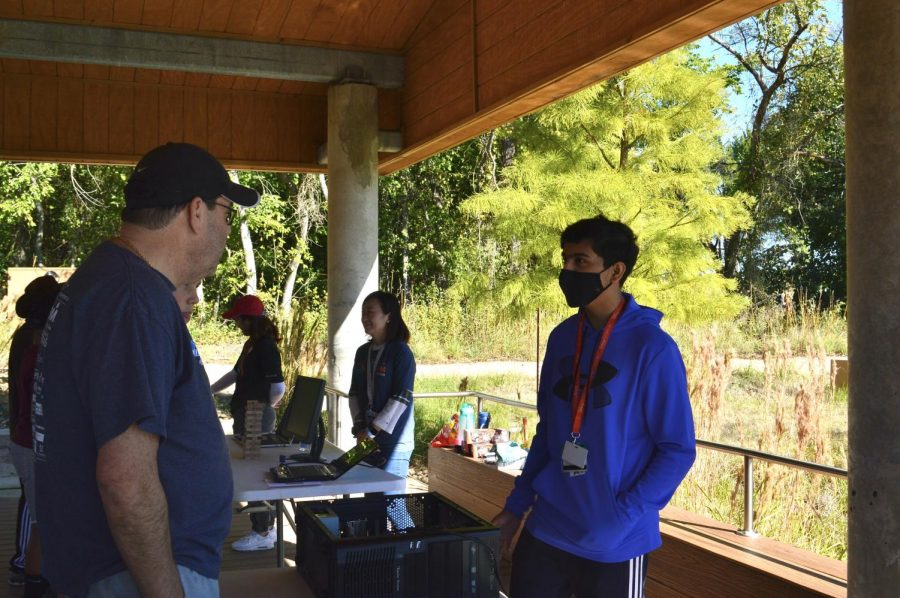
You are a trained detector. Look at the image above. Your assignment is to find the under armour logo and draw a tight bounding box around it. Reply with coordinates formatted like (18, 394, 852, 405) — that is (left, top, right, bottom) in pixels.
(553, 355, 618, 407)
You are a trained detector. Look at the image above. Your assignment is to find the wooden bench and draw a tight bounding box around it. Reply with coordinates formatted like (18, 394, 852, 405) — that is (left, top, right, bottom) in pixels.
(428, 447, 847, 597)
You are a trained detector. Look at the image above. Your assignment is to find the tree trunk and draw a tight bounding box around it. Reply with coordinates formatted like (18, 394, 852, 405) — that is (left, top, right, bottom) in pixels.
(281, 213, 310, 318)
(281, 173, 325, 317)
(500, 136, 516, 168)
(722, 231, 743, 278)
(33, 198, 44, 266)
(401, 193, 410, 301)
(707, 8, 811, 278)
(239, 209, 257, 295)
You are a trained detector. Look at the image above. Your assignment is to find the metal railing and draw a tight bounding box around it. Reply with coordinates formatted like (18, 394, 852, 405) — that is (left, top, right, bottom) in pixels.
(695, 439, 847, 536)
(324, 387, 848, 537)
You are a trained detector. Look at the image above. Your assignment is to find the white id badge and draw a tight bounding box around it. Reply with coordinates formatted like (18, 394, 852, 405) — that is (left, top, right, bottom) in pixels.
(562, 440, 588, 474)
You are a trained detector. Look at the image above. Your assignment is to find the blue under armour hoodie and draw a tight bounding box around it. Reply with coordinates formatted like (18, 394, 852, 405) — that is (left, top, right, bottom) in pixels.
(504, 293, 696, 562)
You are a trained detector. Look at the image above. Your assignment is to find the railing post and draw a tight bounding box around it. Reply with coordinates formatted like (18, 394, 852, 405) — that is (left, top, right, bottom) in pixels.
(738, 455, 759, 537)
(475, 394, 483, 416)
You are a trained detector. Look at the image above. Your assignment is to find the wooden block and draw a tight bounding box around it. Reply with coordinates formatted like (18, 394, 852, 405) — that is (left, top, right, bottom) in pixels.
(243, 402, 263, 458)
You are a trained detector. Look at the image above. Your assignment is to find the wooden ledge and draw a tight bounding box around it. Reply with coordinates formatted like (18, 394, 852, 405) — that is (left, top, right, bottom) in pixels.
(656, 505, 846, 597)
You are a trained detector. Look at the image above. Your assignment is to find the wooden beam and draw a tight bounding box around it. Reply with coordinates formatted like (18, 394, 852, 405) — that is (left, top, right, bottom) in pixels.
(0, 18, 404, 88)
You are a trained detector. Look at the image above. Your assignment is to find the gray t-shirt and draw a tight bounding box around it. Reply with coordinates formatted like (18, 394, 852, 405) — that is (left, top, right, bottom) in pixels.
(33, 242, 233, 596)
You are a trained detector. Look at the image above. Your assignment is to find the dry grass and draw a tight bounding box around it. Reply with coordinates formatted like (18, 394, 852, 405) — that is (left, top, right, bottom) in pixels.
(277, 301, 328, 389)
(675, 320, 848, 560)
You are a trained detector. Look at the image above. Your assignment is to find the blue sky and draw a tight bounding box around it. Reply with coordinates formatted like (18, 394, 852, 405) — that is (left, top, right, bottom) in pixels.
(697, 0, 843, 141)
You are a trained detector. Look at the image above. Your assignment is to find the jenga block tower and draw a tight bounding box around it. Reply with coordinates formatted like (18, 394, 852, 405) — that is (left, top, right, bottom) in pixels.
(243, 401, 264, 458)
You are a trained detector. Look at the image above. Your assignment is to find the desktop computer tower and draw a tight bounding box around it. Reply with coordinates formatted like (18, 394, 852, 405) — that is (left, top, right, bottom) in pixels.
(295, 492, 501, 598)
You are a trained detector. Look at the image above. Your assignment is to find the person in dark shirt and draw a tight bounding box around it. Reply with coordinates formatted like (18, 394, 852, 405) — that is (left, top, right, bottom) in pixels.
(349, 291, 416, 487)
(32, 143, 259, 597)
(211, 294, 286, 551)
(8, 275, 60, 598)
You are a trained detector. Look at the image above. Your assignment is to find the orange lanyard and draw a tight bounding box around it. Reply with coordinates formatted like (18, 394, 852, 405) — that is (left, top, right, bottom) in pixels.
(570, 298, 626, 437)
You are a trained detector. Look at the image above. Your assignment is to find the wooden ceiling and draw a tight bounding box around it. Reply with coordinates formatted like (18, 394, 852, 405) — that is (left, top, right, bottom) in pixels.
(0, 0, 783, 174)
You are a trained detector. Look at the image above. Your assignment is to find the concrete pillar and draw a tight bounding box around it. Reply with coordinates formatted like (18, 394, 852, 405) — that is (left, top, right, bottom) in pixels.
(845, 1, 900, 595)
(326, 83, 379, 450)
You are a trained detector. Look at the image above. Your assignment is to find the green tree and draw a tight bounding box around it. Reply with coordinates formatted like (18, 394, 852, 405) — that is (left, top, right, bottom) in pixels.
(709, 0, 839, 283)
(737, 39, 845, 301)
(0, 162, 127, 294)
(378, 137, 498, 301)
(457, 48, 752, 324)
(206, 170, 327, 316)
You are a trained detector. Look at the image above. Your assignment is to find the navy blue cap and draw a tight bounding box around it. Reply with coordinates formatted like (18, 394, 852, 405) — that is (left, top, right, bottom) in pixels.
(124, 143, 259, 209)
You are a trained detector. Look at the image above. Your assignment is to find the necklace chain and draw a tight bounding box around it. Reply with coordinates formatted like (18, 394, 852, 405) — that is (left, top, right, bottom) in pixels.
(110, 236, 151, 266)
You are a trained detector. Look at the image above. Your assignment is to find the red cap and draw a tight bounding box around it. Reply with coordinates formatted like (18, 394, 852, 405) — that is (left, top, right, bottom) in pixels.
(222, 295, 265, 319)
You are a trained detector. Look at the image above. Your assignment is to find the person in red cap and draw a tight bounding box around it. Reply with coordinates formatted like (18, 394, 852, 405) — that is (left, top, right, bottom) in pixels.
(7, 275, 60, 598)
(32, 142, 260, 597)
(210, 295, 286, 551)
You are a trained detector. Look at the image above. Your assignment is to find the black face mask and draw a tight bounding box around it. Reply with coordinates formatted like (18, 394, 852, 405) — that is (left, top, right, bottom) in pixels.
(558, 267, 612, 308)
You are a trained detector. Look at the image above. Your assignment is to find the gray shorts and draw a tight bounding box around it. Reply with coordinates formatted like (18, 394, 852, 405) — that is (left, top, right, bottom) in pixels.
(8, 443, 37, 523)
(87, 565, 218, 597)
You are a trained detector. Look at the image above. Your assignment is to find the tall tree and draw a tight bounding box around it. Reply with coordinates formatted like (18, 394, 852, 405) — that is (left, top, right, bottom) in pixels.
(378, 138, 495, 301)
(708, 0, 837, 279)
(738, 40, 845, 299)
(457, 48, 751, 324)
(279, 173, 325, 318)
(0, 162, 126, 291)
(208, 170, 327, 313)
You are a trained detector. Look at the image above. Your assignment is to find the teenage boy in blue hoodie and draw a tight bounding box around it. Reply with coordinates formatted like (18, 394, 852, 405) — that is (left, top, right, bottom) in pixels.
(494, 215, 696, 598)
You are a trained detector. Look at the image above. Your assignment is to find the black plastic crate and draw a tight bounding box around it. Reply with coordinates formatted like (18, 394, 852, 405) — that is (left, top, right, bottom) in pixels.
(295, 492, 501, 598)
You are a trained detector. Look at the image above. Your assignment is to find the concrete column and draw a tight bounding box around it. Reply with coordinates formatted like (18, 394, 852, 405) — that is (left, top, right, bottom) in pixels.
(846, 1, 900, 595)
(326, 83, 379, 450)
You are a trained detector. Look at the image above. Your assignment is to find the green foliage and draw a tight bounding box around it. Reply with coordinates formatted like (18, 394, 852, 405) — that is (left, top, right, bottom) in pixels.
(378, 138, 495, 300)
(405, 293, 548, 362)
(711, 0, 846, 299)
(0, 163, 127, 293)
(206, 171, 326, 310)
(458, 49, 751, 324)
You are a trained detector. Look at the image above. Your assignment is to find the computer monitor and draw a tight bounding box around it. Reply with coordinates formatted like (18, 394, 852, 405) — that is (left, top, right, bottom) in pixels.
(281, 375, 327, 461)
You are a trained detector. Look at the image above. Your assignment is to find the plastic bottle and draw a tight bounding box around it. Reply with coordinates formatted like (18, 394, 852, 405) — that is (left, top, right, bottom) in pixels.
(459, 403, 476, 437)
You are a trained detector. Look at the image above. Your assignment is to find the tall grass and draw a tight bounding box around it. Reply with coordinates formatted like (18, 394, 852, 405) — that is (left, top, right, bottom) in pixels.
(277, 300, 328, 383)
(405, 296, 551, 362)
(665, 291, 847, 357)
(675, 319, 848, 560)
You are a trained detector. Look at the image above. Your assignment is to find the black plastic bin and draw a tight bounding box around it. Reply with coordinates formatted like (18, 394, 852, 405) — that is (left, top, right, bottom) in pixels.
(294, 492, 500, 598)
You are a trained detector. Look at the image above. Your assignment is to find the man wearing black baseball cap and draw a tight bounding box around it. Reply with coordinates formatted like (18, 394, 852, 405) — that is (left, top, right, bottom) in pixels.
(33, 143, 259, 597)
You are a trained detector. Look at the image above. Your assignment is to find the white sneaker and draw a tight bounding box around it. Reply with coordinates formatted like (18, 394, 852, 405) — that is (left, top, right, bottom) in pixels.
(231, 530, 275, 551)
